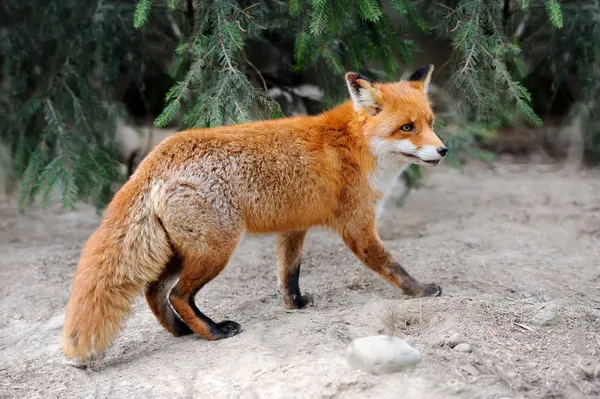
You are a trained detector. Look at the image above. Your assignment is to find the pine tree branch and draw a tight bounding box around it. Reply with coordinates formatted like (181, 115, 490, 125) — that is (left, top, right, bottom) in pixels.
(45, 99, 66, 144)
(234, 100, 247, 121)
(63, 83, 91, 134)
(134, 0, 152, 28)
(219, 39, 236, 72)
(246, 59, 268, 92)
(459, 17, 479, 75)
(155, 46, 215, 127)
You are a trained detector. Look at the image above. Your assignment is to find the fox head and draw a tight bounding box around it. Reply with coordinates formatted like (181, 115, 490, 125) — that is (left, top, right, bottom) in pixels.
(345, 65, 447, 167)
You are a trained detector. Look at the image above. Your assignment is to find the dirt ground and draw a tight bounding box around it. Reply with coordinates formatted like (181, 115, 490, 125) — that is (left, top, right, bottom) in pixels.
(1, 157, 599, 399)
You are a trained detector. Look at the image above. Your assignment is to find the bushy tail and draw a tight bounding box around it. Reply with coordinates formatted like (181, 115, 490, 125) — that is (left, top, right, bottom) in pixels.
(62, 182, 172, 362)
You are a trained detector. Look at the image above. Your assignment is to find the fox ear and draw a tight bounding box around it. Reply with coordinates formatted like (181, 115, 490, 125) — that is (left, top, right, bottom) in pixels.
(407, 64, 434, 94)
(345, 72, 380, 115)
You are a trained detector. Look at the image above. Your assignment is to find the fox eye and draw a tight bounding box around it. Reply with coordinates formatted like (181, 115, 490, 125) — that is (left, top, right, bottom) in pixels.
(400, 124, 415, 132)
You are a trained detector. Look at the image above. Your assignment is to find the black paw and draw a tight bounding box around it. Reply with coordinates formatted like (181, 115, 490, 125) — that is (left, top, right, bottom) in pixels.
(420, 283, 442, 297)
(214, 320, 242, 339)
(284, 294, 314, 309)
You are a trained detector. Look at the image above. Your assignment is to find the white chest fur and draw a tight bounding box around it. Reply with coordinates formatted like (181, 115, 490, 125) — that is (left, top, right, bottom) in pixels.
(368, 138, 410, 219)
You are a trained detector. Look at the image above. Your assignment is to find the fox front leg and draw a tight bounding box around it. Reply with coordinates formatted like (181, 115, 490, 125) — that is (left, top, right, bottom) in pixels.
(276, 231, 313, 309)
(341, 219, 441, 297)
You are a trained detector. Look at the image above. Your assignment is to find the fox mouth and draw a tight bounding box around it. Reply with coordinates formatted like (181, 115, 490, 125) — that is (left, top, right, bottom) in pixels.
(393, 151, 441, 166)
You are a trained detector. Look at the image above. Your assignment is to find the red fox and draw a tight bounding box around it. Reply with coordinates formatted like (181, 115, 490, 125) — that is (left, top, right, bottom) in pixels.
(62, 65, 448, 362)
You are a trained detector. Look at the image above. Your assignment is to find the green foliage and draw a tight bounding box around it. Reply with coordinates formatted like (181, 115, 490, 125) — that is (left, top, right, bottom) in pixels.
(145, 1, 286, 129)
(2, 0, 597, 213)
(0, 0, 173, 212)
(518, 0, 600, 163)
(544, 0, 563, 29)
(438, 117, 497, 169)
(142, 0, 429, 129)
(134, 0, 152, 28)
(427, 0, 565, 128)
(357, 0, 383, 22)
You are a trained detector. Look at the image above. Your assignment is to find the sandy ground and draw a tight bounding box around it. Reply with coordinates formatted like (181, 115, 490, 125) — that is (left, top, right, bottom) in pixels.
(1, 157, 599, 399)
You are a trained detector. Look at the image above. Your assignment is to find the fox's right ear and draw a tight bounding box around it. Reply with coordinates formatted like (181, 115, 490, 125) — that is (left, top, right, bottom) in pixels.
(345, 72, 380, 116)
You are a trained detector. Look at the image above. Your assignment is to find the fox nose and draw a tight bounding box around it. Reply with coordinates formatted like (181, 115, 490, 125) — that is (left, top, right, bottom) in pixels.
(437, 146, 448, 157)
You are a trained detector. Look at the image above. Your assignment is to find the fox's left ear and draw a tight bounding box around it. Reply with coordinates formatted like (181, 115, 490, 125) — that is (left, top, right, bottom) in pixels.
(407, 64, 434, 94)
(345, 72, 381, 116)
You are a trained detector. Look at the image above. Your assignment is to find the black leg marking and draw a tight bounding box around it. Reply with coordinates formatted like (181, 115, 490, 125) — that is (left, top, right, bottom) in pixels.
(283, 260, 313, 309)
(145, 255, 194, 337)
(188, 297, 242, 339)
(167, 300, 194, 336)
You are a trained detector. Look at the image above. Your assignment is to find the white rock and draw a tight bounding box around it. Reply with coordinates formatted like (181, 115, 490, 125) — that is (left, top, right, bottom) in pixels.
(532, 301, 560, 326)
(346, 335, 422, 375)
(454, 343, 472, 353)
(44, 314, 65, 331)
(594, 363, 600, 379)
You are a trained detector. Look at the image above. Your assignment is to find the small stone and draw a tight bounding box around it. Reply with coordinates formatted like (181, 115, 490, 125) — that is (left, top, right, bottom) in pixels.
(588, 308, 600, 320)
(44, 314, 65, 331)
(454, 343, 472, 353)
(446, 333, 463, 348)
(532, 301, 560, 326)
(346, 335, 422, 375)
(464, 240, 479, 249)
(594, 364, 600, 379)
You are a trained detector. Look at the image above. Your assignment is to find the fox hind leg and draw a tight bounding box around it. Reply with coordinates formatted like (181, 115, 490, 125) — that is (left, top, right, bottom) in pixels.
(145, 255, 193, 337)
(276, 231, 313, 309)
(160, 184, 244, 339)
(168, 234, 243, 340)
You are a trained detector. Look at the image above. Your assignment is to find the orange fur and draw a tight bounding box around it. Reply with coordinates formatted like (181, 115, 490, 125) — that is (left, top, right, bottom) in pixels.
(62, 65, 448, 363)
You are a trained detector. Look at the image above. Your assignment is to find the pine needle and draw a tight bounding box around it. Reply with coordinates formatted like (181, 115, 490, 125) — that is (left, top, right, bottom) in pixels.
(134, 0, 152, 28)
